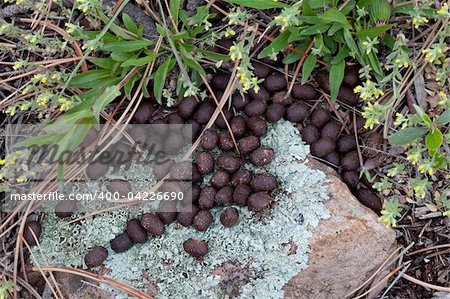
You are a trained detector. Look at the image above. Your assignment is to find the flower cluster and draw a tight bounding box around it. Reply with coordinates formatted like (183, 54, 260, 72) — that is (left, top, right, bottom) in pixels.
(271, 4, 301, 31)
(361, 101, 385, 129)
(353, 79, 385, 101)
(378, 200, 402, 228)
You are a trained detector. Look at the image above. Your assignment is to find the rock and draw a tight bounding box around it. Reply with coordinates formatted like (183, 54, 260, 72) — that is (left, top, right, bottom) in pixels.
(284, 160, 396, 299)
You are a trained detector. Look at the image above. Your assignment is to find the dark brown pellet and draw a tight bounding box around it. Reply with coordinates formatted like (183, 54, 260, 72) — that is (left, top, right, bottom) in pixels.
(211, 73, 231, 90)
(341, 151, 360, 171)
(132, 102, 155, 124)
(183, 238, 209, 259)
(249, 147, 274, 166)
(324, 151, 340, 166)
(253, 61, 271, 78)
(23, 221, 41, 246)
(321, 121, 341, 140)
(248, 192, 271, 212)
(107, 179, 132, 197)
(177, 205, 200, 227)
(338, 85, 358, 106)
(264, 74, 287, 92)
(218, 132, 234, 151)
(215, 186, 233, 206)
(191, 163, 203, 184)
(217, 154, 241, 173)
(231, 169, 252, 186)
(55, 200, 77, 218)
(220, 207, 240, 227)
(153, 158, 174, 180)
(126, 219, 148, 244)
(201, 129, 219, 150)
(196, 152, 214, 175)
(285, 103, 309, 123)
(141, 213, 165, 236)
(247, 116, 268, 137)
(272, 92, 293, 106)
(311, 108, 331, 128)
(337, 135, 357, 153)
(291, 84, 319, 101)
(230, 116, 247, 138)
(238, 136, 260, 155)
(199, 186, 217, 209)
(248, 86, 270, 102)
(157, 201, 178, 224)
(215, 108, 234, 129)
(310, 138, 336, 158)
(233, 184, 252, 206)
(266, 103, 286, 123)
(191, 184, 201, 204)
(194, 101, 215, 124)
(210, 170, 229, 188)
(193, 210, 213, 231)
(85, 246, 108, 267)
(183, 120, 202, 142)
(342, 171, 359, 189)
(315, 70, 330, 93)
(164, 134, 184, 155)
(356, 188, 382, 211)
(245, 100, 267, 117)
(151, 119, 169, 136)
(362, 133, 383, 158)
(178, 96, 199, 119)
(343, 65, 359, 87)
(170, 161, 192, 180)
(250, 174, 277, 191)
(86, 162, 109, 180)
(232, 93, 249, 111)
(301, 125, 320, 144)
(110, 233, 133, 253)
(167, 113, 184, 129)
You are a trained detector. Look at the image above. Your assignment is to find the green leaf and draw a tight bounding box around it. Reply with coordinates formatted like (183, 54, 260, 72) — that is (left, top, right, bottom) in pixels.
(223, 0, 288, 9)
(354, 25, 392, 39)
(331, 46, 350, 64)
(300, 23, 330, 35)
(329, 59, 345, 101)
(170, 0, 182, 23)
(388, 127, 428, 145)
(70, 69, 111, 88)
(44, 110, 93, 134)
(13, 133, 65, 148)
(258, 31, 291, 59)
(319, 8, 351, 28)
(90, 57, 117, 69)
(122, 13, 138, 33)
(301, 54, 317, 84)
(425, 129, 443, 152)
(120, 53, 160, 67)
(436, 110, 450, 125)
(102, 40, 153, 52)
(182, 56, 206, 76)
(111, 51, 137, 62)
(154, 57, 176, 104)
(92, 85, 121, 122)
(198, 48, 229, 61)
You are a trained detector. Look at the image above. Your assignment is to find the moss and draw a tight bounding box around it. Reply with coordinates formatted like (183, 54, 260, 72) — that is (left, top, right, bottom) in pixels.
(35, 120, 330, 298)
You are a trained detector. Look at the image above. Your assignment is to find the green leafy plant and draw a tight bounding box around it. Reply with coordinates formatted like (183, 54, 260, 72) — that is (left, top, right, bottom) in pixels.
(226, 0, 393, 100)
(389, 104, 449, 175)
(378, 200, 402, 227)
(73, 2, 228, 105)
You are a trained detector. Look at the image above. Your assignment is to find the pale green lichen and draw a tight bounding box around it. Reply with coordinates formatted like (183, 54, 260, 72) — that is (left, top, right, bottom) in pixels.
(34, 120, 330, 298)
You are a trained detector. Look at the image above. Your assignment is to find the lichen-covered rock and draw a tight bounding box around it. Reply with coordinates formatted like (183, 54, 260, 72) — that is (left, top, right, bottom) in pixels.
(35, 120, 395, 299)
(283, 159, 396, 299)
